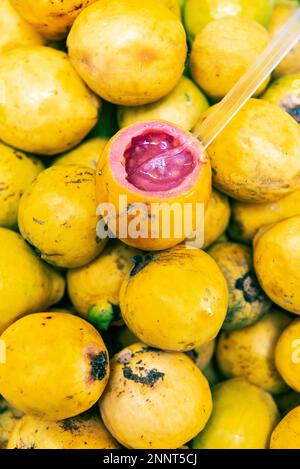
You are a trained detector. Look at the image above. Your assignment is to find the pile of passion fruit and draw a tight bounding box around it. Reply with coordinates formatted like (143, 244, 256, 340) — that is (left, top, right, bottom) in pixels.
(1, 0, 300, 450)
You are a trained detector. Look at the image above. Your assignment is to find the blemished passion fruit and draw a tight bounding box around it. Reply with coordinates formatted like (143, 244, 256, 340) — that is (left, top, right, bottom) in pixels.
(99, 343, 212, 449)
(0, 313, 110, 420)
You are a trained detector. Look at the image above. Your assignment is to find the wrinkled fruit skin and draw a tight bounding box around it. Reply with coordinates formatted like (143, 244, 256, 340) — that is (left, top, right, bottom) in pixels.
(254, 216, 300, 314)
(192, 378, 279, 449)
(275, 319, 300, 393)
(67, 240, 141, 331)
(0, 46, 99, 155)
(117, 77, 209, 132)
(11, 0, 97, 40)
(100, 343, 212, 449)
(0, 228, 65, 334)
(184, 0, 273, 41)
(67, 0, 187, 105)
(190, 17, 270, 100)
(95, 120, 211, 251)
(0, 143, 44, 229)
(208, 242, 271, 330)
(18, 165, 107, 269)
(216, 310, 291, 394)
(203, 189, 231, 249)
(269, 4, 300, 78)
(7, 411, 119, 450)
(0, 313, 110, 420)
(120, 245, 228, 351)
(53, 137, 108, 170)
(229, 189, 300, 244)
(270, 406, 300, 449)
(0, 0, 45, 53)
(200, 99, 300, 202)
(262, 74, 300, 124)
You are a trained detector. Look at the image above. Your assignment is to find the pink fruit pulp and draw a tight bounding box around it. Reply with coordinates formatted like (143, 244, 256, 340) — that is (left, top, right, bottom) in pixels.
(110, 121, 205, 199)
(124, 131, 196, 192)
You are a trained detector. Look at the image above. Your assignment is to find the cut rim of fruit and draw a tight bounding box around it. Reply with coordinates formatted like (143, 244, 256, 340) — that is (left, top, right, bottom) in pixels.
(110, 121, 206, 198)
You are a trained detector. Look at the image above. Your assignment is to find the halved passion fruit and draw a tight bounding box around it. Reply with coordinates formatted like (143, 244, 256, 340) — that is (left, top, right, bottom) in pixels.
(95, 121, 211, 250)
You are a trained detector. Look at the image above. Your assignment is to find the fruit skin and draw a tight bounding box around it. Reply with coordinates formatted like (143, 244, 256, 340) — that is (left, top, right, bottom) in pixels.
(184, 0, 273, 42)
(0, 228, 65, 334)
(67, 0, 187, 106)
(0, 0, 45, 53)
(96, 120, 211, 251)
(18, 165, 106, 269)
(203, 189, 231, 249)
(11, 0, 97, 40)
(275, 319, 300, 392)
(0, 398, 23, 449)
(0, 143, 44, 229)
(216, 310, 291, 394)
(192, 378, 279, 449)
(100, 343, 212, 449)
(0, 313, 110, 420)
(229, 189, 300, 244)
(158, 0, 181, 17)
(7, 410, 119, 449)
(0, 46, 99, 155)
(117, 77, 209, 132)
(269, 4, 300, 78)
(270, 407, 300, 449)
(53, 137, 108, 170)
(188, 340, 215, 371)
(254, 216, 300, 314)
(199, 99, 300, 202)
(120, 245, 228, 351)
(190, 17, 270, 100)
(67, 241, 141, 331)
(207, 242, 271, 331)
(262, 74, 300, 123)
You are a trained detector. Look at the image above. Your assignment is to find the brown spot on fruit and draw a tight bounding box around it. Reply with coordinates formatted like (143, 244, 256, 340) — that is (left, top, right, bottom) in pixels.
(123, 365, 165, 387)
(90, 351, 108, 381)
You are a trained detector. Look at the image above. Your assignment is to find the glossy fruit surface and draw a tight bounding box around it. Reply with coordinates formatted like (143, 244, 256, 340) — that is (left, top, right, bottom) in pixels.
(192, 378, 279, 449)
(190, 17, 270, 100)
(254, 216, 300, 314)
(0, 313, 109, 420)
(199, 99, 300, 202)
(120, 245, 228, 351)
(0, 228, 65, 333)
(0, 46, 99, 155)
(19, 165, 106, 268)
(67, 0, 187, 105)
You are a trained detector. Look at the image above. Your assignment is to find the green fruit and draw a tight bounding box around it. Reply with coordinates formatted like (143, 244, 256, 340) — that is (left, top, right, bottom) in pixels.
(184, 0, 273, 42)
